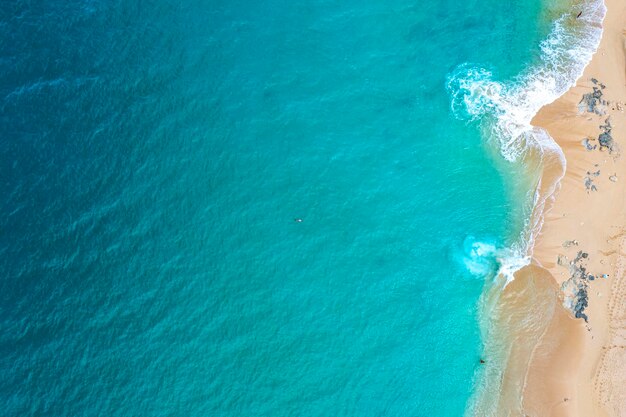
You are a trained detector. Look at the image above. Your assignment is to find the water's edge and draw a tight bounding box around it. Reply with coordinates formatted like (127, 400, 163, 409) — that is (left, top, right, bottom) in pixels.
(450, 0, 608, 414)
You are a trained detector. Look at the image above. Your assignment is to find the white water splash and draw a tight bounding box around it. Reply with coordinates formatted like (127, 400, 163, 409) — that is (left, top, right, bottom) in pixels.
(462, 238, 530, 285)
(448, 0, 606, 286)
(447, 1, 605, 162)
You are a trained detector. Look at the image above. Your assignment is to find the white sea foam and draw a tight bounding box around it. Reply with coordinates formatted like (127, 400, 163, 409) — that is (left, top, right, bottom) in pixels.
(462, 239, 498, 277)
(462, 238, 530, 285)
(447, 0, 605, 161)
(449, 0, 606, 284)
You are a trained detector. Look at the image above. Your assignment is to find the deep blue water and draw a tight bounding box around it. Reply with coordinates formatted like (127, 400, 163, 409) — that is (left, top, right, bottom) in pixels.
(1, 1, 552, 415)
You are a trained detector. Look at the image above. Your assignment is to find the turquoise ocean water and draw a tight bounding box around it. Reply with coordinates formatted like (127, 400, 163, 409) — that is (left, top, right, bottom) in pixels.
(0, 0, 604, 416)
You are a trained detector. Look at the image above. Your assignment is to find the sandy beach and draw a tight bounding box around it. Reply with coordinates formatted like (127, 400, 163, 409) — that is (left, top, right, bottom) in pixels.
(519, 0, 626, 415)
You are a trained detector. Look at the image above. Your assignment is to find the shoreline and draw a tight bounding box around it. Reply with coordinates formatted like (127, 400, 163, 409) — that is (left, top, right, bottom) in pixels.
(521, 0, 626, 414)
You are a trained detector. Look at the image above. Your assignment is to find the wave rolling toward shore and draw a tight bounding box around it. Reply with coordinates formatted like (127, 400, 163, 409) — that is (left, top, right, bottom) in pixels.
(447, 0, 626, 415)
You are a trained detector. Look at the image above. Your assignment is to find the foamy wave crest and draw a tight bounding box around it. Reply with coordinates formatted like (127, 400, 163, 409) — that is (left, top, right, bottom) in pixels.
(462, 237, 530, 285)
(449, 0, 605, 283)
(447, 0, 605, 162)
(457, 4, 607, 414)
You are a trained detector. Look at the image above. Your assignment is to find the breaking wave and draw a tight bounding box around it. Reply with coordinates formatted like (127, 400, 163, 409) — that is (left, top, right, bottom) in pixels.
(447, 0, 604, 162)
(450, 2, 607, 415)
(447, 0, 606, 282)
(462, 237, 530, 286)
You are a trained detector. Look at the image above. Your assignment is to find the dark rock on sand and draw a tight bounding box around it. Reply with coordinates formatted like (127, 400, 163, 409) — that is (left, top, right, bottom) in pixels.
(562, 240, 579, 248)
(597, 118, 618, 154)
(559, 248, 606, 322)
(573, 251, 588, 263)
(573, 286, 589, 322)
(579, 87, 605, 115)
(598, 131, 614, 151)
(582, 138, 597, 150)
(584, 176, 597, 192)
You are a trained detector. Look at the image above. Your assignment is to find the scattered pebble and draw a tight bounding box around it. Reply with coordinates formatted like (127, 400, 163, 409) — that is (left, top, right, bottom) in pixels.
(582, 138, 597, 151)
(563, 240, 579, 248)
(584, 176, 598, 192)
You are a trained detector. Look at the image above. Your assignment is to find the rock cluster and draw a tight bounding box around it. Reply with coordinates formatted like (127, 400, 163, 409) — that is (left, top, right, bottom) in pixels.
(578, 78, 607, 115)
(583, 168, 600, 193)
(579, 117, 617, 155)
(578, 79, 619, 156)
(598, 118, 615, 153)
(573, 286, 589, 321)
(581, 138, 597, 151)
(559, 249, 607, 322)
(562, 240, 579, 248)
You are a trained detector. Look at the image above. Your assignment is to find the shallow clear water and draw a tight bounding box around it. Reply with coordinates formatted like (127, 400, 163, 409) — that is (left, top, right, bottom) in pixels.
(0, 1, 560, 415)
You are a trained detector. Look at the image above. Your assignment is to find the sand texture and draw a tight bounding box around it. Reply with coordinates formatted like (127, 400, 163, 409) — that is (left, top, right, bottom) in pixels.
(523, 0, 626, 415)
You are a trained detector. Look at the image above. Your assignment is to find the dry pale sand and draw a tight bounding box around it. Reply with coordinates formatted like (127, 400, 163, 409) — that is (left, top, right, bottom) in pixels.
(521, 0, 626, 415)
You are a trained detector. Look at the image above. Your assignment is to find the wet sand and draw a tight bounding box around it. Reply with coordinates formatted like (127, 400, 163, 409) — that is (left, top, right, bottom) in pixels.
(523, 0, 626, 415)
